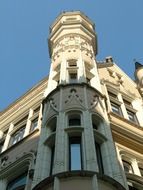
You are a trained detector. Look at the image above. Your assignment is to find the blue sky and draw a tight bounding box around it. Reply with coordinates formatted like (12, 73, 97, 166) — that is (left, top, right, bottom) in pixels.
(0, 0, 143, 110)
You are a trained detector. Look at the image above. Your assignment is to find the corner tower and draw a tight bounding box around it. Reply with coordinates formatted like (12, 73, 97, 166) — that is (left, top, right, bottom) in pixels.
(44, 11, 101, 96)
(33, 11, 127, 190)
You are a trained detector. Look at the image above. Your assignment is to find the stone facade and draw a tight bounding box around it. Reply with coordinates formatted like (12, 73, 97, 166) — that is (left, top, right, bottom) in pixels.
(0, 11, 143, 190)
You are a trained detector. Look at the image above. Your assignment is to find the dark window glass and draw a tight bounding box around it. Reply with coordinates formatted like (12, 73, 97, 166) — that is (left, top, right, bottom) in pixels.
(92, 123, 98, 130)
(7, 173, 27, 190)
(69, 73, 77, 83)
(11, 127, 25, 145)
(50, 145, 55, 175)
(69, 118, 80, 126)
(122, 160, 133, 173)
(49, 118, 57, 132)
(95, 142, 104, 174)
(0, 140, 4, 153)
(139, 168, 143, 176)
(69, 137, 82, 170)
(68, 114, 81, 126)
(30, 118, 38, 132)
(128, 185, 138, 190)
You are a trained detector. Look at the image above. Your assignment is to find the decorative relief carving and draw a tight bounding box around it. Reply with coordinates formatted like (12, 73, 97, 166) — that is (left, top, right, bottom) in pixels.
(64, 88, 85, 109)
(49, 98, 58, 112)
(89, 94, 105, 113)
(90, 94, 99, 109)
(52, 34, 93, 61)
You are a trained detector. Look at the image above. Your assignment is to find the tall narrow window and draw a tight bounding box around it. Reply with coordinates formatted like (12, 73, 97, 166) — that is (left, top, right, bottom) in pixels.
(95, 142, 104, 174)
(69, 137, 82, 170)
(7, 173, 27, 190)
(50, 145, 55, 175)
(69, 72, 77, 83)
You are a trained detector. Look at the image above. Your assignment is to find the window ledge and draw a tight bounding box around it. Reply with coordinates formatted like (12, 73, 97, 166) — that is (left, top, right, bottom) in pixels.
(93, 129, 107, 143)
(65, 127, 84, 135)
(109, 112, 141, 128)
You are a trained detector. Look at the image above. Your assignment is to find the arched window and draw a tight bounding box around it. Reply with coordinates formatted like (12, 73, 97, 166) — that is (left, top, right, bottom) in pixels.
(7, 172, 27, 190)
(68, 113, 81, 126)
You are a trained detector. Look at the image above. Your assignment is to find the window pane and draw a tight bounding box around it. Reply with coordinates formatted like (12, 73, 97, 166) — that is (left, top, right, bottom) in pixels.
(69, 118, 80, 126)
(127, 110, 136, 122)
(50, 146, 55, 175)
(69, 137, 82, 170)
(12, 127, 25, 145)
(7, 173, 27, 190)
(95, 142, 104, 174)
(111, 102, 121, 115)
(68, 114, 81, 126)
(71, 144, 81, 170)
(31, 118, 38, 132)
(69, 73, 77, 83)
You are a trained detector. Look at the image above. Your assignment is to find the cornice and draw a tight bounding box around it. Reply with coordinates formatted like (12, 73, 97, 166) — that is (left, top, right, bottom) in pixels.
(0, 77, 48, 128)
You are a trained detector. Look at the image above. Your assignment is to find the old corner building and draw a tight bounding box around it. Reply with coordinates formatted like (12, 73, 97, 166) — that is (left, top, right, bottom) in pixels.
(0, 11, 143, 190)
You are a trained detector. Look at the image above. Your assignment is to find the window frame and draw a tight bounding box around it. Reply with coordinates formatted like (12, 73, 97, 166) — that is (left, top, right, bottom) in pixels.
(6, 172, 27, 190)
(110, 101, 122, 115)
(11, 126, 26, 146)
(69, 136, 82, 171)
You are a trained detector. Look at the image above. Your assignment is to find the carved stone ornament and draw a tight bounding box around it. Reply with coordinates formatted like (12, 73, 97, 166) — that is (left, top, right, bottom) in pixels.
(64, 88, 85, 109)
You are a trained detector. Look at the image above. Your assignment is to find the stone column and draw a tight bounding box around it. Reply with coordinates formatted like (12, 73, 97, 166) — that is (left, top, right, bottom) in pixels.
(0, 179, 7, 190)
(23, 109, 34, 137)
(53, 113, 66, 174)
(83, 111, 98, 171)
(131, 159, 141, 176)
(2, 123, 13, 152)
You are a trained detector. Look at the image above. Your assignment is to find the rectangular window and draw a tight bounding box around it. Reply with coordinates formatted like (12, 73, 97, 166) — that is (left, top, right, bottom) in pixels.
(69, 137, 82, 170)
(111, 102, 122, 115)
(69, 72, 77, 83)
(11, 127, 25, 145)
(50, 145, 55, 175)
(95, 142, 104, 174)
(126, 109, 137, 123)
